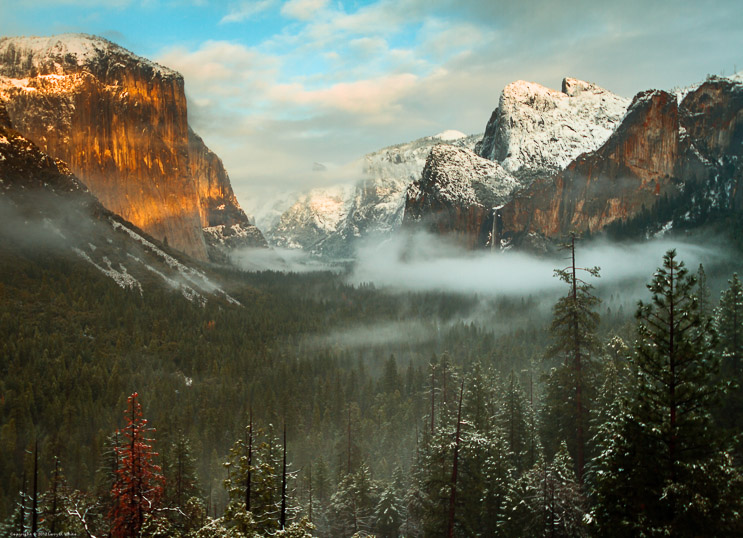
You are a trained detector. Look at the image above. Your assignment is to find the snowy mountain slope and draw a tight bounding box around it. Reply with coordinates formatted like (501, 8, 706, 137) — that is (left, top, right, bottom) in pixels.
(0, 34, 177, 78)
(270, 184, 355, 251)
(476, 78, 630, 174)
(266, 131, 481, 257)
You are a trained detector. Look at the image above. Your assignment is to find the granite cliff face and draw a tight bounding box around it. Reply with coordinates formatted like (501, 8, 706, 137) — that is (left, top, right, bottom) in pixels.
(407, 75, 743, 249)
(498, 89, 680, 239)
(0, 102, 240, 303)
(188, 127, 267, 261)
(0, 34, 264, 261)
(404, 145, 523, 249)
(497, 77, 743, 243)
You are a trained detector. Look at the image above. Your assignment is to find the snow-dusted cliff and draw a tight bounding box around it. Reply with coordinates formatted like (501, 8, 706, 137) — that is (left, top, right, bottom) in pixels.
(267, 131, 481, 257)
(0, 33, 265, 262)
(403, 145, 525, 249)
(477, 78, 630, 175)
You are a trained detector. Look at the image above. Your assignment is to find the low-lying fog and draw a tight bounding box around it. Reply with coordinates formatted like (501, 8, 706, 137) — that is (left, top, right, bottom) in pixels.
(233, 230, 733, 300)
(231, 230, 737, 350)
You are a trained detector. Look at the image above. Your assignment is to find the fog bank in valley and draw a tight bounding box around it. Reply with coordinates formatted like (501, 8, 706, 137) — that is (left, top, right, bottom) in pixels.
(347, 231, 732, 299)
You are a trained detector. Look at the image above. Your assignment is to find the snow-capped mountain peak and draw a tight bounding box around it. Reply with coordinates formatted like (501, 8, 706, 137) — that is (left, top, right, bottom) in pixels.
(0, 34, 178, 79)
(477, 77, 630, 174)
(265, 132, 482, 257)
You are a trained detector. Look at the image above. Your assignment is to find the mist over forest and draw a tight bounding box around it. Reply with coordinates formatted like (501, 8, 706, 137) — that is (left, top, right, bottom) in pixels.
(3, 203, 741, 536)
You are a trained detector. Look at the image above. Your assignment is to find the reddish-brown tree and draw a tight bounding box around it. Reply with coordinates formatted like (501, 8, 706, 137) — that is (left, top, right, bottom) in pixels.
(109, 392, 163, 537)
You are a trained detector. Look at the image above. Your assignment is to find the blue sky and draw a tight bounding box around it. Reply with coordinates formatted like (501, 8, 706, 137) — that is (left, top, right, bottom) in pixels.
(1, 0, 742, 212)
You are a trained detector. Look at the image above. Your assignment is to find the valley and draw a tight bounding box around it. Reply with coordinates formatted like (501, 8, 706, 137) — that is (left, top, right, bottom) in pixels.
(0, 29, 742, 538)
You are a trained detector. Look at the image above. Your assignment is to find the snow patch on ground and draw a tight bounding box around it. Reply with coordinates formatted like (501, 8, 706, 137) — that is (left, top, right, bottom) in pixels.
(73, 248, 143, 293)
(110, 219, 240, 305)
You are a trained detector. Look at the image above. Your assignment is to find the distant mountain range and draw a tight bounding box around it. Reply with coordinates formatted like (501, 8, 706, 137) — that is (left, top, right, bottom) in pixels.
(265, 130, 481, 258)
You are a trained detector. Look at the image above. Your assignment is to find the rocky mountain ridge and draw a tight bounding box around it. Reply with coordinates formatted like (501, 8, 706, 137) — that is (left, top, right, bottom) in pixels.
(476, 77, 629, 175)
(0, 34, 265, 262)
(267, 131, 481, 257)
(405, 75, 743, 249)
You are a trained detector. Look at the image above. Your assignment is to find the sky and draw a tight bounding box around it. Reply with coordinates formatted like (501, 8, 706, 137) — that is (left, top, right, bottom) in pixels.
(1, 0, 742, 215)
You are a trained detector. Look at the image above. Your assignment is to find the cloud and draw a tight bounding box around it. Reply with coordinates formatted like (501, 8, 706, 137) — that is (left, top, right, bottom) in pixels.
(280, 0, 329, 21)
(270, 72, 419, 119)
(220, 0, 275, 23)
(347, 230, 729, 298)
(229, 246, 340, 272)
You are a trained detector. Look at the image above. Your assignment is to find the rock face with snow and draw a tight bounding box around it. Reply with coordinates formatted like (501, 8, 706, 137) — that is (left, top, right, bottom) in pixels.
(476, 78, 630, 175)
(0, 102, 239, 304)
(408, 75, 743, 248)
(188, 127, 267, 260)
(497, 76, 743, 242)
(0, 34, 264, 262)
(403, 145, 523, 248)
(267, 131, 480, 257)
(270, 185, 353, 252)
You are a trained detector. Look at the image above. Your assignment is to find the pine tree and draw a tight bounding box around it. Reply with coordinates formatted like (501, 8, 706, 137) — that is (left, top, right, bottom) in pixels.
(164, 429, 200, 532)
(593, 250, 743, 536)
(544, 234, 600, 484)
(496, 370, 529, 474)
(696, 263, 712, 321)
(505, 443, 586, 537)
(109, 392, 164, 537)
(374, 485, 402, 538)
(716, 273, 743, 446)
(717, 273, 743, 374)
(328, 463, 378, 537)
(45, 454, 66, 534)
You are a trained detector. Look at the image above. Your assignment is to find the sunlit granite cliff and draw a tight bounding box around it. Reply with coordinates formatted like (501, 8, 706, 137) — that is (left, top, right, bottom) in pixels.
(0, 34, 265, 261)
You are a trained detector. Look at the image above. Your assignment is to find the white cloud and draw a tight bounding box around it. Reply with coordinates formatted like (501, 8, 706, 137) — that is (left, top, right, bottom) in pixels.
(220, 0, 275, 23)
(280, 0, 330, 21)
(270, 72, 419, 119)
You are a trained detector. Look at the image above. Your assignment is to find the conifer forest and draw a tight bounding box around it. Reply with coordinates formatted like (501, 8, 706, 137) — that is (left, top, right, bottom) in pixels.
(1, 231, 742, 537)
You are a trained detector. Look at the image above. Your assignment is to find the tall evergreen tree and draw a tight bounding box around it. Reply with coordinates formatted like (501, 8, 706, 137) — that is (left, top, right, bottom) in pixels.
(593, 250, 743, 536)
(504, 443, 586, 538)
(544, 234, 600, 484)
(716, 273, 743, 443)
(717, 273, 743, 374)
(696, 263, 712, 321)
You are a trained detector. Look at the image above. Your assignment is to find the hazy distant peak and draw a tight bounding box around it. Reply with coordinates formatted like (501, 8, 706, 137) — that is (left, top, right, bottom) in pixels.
(433, 129, 467, 141)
